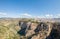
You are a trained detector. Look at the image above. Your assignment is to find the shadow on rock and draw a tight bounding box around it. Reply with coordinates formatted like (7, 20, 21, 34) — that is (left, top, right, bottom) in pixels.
(17, 28, 26, 36)
(17, 21, 27, 36)
(46, 29, 60, 39)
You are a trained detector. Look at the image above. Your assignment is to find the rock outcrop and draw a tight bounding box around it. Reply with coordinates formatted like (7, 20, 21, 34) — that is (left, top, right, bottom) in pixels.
(18, 21, 53, 39)
(46, 22, 60, 39)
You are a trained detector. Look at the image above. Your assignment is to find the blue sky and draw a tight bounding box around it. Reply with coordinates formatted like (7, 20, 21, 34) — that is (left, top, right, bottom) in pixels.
(0, 0, 60, 18)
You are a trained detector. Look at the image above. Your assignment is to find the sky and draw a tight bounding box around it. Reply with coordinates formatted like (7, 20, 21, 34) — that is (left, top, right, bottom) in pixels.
(0, 0, 60, 18)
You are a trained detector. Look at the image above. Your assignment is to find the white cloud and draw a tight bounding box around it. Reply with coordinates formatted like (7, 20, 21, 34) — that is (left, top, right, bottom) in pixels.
(19, 13, 60, 18)
(20, 13, 42, 18)
(0, 12, 8, 18)
(20, 13, 54, 18)
(45, 14, 53, 18)
(57, 14, 60, 16)
(36, 16, 40, 18)
(20, 13, 32, 17)
(35, 16, 42, 18)
(0, 12, 7, 16)
(55, 14, 60, 18)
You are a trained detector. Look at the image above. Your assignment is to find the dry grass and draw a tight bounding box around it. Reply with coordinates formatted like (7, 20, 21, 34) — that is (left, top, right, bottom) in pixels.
(0, 19, 20, 39)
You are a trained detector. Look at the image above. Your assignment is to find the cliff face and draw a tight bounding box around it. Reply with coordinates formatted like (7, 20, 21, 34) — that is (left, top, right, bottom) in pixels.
(46, 22, 60, 39)
(18, 21, 60, 39)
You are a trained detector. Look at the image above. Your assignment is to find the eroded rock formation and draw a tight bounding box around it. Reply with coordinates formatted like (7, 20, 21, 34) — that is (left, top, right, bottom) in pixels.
(18, 21, 60, 39)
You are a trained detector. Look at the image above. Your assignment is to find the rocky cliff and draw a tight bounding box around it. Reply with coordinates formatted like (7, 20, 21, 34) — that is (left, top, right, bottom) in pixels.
(18, 20, 60, 39)
(0, 18, 60, 39)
